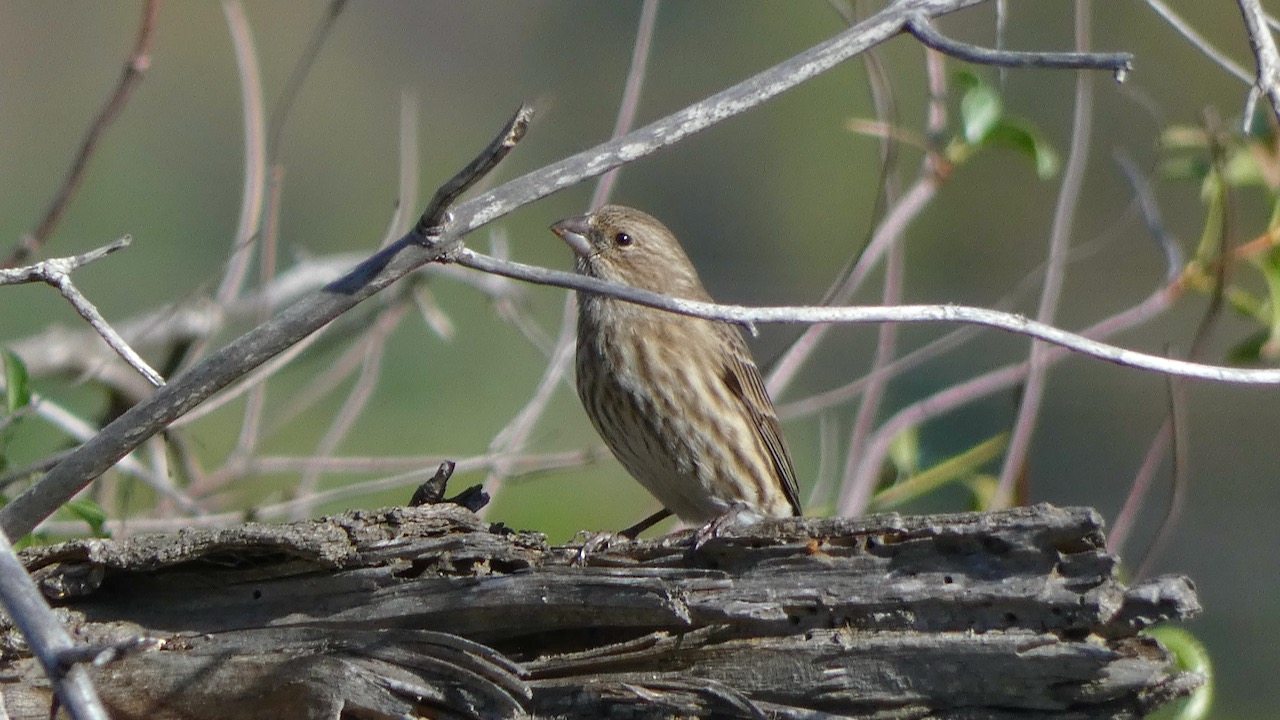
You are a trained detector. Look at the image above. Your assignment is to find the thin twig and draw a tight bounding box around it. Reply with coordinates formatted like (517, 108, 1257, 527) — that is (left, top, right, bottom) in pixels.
(3, 0, 159, 267)
(381, 88, 420, 248)
(994, 0, 1095, 509)
(266, 0, 349, 160)
(481, 299, 577, 504)
(1135, 372, 1190, 579)
(233, 161, 287, 460)
(1237, 0, 1280, 129)
(0, 526, 110, 720)
(837, 286, 1176, 515)
(416, 106, 535, 236)
(589, 0, 660, 210)
(839, 45, 947, 503)
(1107, 155, 1181, 554)
(1140, 0, 1251, 85)
(805, 411, 842, 510)
(214, 0, 267, 307)
(1, 238, 163, 387)
(457, 247, 1273, 383)
(291, 301, 409, 520)
(905, 13, 1131, 76)
(483, 0, 661, 507)
(0, 0, 1153, 542)
(0, 101, 537, 539)
(766, 171, 942, 396)
(1107, 418, 1171, 555)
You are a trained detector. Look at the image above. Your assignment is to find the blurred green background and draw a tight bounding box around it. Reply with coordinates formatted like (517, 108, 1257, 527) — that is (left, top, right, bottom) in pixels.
(0, 1, 1274, 717)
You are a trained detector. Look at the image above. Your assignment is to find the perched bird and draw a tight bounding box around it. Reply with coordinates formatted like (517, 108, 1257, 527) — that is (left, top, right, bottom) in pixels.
(551, 205, 800, 528)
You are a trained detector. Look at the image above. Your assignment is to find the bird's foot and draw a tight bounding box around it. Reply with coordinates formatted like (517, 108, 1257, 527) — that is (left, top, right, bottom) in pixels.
(691, 502, 759, 552)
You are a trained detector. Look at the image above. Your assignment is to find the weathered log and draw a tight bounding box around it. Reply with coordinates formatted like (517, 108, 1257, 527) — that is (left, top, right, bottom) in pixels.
(0, 503, 1201, 719)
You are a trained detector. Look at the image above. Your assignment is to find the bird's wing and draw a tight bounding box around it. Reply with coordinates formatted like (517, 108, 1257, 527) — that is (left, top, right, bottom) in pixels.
(720, 333, 802, 516)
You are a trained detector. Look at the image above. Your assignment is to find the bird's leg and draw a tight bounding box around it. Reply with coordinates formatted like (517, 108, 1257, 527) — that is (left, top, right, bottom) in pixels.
(619, 508, 672, 539)
(571, 509, 674, 565)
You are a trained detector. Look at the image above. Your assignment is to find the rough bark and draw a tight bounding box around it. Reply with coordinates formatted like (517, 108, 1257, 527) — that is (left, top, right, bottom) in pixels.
(0, 503, 1201, 719)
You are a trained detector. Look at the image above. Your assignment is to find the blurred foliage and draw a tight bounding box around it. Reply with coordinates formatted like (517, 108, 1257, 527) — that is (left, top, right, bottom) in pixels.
(1163, 113, 1280, 363)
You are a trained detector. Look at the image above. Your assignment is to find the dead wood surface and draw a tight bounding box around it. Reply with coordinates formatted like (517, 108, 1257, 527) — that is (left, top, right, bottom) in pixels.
(0, 503, 1201, 719)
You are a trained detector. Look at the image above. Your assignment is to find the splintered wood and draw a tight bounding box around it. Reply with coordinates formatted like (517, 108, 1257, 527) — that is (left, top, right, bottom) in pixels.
(2, 503, 1200, 719)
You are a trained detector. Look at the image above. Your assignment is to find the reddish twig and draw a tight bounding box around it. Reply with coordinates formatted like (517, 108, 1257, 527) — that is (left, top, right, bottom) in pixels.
(3, 0, 160, 267)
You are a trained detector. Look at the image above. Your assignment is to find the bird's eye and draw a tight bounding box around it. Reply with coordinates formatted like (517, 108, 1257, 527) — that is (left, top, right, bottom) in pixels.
(614, 232, 633, 246)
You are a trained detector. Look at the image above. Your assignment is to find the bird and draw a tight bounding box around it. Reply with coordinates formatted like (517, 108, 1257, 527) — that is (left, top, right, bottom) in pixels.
(550, 205, 800, 532)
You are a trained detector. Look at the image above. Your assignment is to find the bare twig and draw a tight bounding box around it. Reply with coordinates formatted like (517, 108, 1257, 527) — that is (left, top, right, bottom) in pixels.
(415, 108, 535, 237)
(838, 286, 1176, 515)
(1140, 0, 1251, 85)
(1107, 157, 1181, 554)
(214, 0, 267, 307)
(905, 13, 1132, 76)
(481, 301, 577, 503)
(589, 0, 660, 210)
(457, 248, 1275, 383)
(1135, 373, 1191, 579)
(1108, 419, 1171, 555)
(766, 170, 943, 396)
(381, 88, 420, 248)
(994, 1, 1096, 509)
(839, 46, 948, 504)
(0, 105, 534, 539)
(0, 0, 1190, 542)
(3, 0, 159, 267)
(1114, 152, 1182, 283)
(483, 0, 661, 507)
(0, 526, 109, 720)
(0, 238, 163, 387)
(266, 0, 349, 160)
(290, 301, 410, 520)
(1237, 0, 1280, 129)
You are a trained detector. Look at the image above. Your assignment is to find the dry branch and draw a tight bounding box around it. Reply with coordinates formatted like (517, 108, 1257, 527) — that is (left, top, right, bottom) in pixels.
(1, 503, 1200, 719)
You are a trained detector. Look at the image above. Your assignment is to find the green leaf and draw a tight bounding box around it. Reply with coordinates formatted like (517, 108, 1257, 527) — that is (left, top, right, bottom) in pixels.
(1252, 248, 1280, 361)
(963, 474, 999, 511)
(1143, 627, 1212, 720)
(887, 427, 921, 478)
(869, 434, 1007, 511)
(1159, 155, 1210, 182)
(984, 120, 1061, 179)
(2, 349, 31, 414)
(1226, 329, 1269, 364)
(64, 499, 109, 537)
(1160, 125, 1210, 151)
(1222, 145, 1268, 187)
(959, 75, 1002, 144)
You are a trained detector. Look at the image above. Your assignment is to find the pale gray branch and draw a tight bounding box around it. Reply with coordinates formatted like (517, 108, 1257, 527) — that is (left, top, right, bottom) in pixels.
(454, 249, 1280, 385)
(1238, 0, 1280, 128)
(0, 237, 163, 388)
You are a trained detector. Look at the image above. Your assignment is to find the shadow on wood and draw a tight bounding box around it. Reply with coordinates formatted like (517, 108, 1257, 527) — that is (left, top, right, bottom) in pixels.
(1, 503, 1201, 719)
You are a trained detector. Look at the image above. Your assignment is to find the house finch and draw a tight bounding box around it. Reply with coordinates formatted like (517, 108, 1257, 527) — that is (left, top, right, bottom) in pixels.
(551, 205, 801, 527)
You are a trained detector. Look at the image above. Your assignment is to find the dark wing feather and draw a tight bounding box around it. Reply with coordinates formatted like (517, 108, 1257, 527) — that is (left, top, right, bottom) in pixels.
(719, 329, 802, 516)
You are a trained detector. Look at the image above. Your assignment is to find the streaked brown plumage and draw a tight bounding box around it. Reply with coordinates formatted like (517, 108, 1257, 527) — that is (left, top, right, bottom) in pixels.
(551, 205, 800, 525)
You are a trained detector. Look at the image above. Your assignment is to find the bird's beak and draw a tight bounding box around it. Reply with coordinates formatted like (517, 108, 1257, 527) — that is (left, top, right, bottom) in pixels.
(551, 214, 593, 258)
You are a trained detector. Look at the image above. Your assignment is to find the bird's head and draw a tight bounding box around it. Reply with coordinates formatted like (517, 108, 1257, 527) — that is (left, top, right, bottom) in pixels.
(551, 205, 709, 300)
